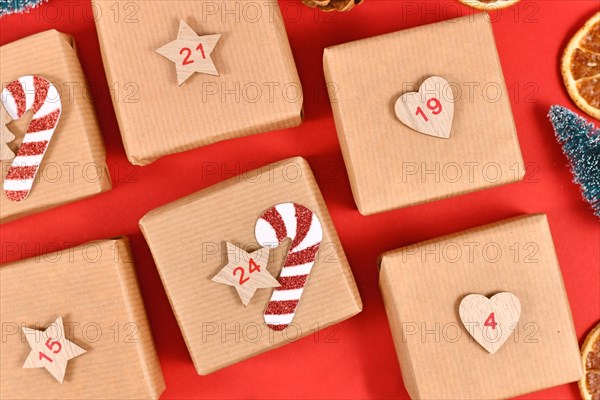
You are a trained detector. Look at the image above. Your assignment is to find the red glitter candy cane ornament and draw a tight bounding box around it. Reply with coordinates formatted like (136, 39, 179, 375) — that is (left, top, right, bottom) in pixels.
(255, 203, 323, 331)
(1, 76, 61, 202)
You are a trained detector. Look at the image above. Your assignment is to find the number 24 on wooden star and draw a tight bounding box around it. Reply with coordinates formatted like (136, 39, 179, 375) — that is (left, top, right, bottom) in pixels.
(156, 20, 221, 86)
(212, 242, 280, 306)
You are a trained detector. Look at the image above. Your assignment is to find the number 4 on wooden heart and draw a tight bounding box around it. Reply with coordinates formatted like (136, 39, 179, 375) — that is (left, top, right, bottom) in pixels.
(484, 312, 498, 329)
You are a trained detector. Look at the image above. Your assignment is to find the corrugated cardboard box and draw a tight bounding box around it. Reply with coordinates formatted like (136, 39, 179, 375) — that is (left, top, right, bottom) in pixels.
(379, 214, 582, 399)
(140, 157, 362, 374)
(93, 0, 303, 165)
(0, 30, 111, 223)
(0, 238, 165, 399)
(324, 13, 524, 215)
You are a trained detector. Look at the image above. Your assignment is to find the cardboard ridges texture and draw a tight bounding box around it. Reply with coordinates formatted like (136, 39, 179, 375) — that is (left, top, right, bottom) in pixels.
(0, 30, 111, 223)
(140, 157, 362, 374)
(94, 0, 303, 165)
(324, 13, 524, 215)
(0, 238, 165, 399)
(379, 214, 582, 399)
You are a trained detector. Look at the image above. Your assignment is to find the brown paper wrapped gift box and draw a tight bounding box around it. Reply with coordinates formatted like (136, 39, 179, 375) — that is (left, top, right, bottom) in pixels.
(0, 30, 111, 223)
(0, 238, 165, 399)
(379, 214, 582, 400)
(324, 13, 524, 215)
(93, 0, 303, 166)
(140, 157, 362, 374)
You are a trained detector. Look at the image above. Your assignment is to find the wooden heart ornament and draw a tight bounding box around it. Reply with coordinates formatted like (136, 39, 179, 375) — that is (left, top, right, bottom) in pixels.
(459, 292, 521, 354)
(394, 76, 454, 139)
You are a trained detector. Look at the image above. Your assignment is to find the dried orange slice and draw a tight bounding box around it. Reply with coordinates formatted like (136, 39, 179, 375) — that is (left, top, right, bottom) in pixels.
(580, 322, 600, 400)
(457, 0, 520, 10)
(562, 12, 600, 120)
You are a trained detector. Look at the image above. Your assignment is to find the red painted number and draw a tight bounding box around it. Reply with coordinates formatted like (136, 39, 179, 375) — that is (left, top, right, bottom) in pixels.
(233, 267, 250, 285)
(484, 312, 498, 329)
(196, 43, 206, 59)
(416, 98, 443, 121)
(248, 258, 261, 273)
(180, 43, 206, 66)
(415, 106, 428, 122)
(428, 98, 442, 115)
(45, 337, 62, 354)
(233, 259, 262, 285)
(180, 47, 193, 65)
(39, 352, 53, 363)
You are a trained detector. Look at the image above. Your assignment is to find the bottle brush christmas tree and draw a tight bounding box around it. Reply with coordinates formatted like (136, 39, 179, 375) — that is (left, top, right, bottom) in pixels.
(549, 105, 600, 217)
(1, 0, 45, 16)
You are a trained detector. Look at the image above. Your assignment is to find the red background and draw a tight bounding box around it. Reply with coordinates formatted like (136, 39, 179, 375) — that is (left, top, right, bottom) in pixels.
(1, 0, 599, 398)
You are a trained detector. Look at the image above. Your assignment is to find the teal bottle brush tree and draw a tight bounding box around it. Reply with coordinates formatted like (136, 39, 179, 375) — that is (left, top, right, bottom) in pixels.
(0, 0, 45, 16)
(549, 105, 600, 217)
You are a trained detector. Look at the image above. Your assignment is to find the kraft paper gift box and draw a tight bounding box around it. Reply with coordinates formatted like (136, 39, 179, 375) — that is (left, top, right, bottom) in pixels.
(0, 238, 165, 399)
(0, 30, 111, 223)
(93, 0, 303, 166)
(379, 214, 582, 400)
(324, 13, 524, 215)
(140, 157, 362, 374)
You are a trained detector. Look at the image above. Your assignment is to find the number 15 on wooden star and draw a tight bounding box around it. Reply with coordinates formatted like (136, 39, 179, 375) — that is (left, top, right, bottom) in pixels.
(22, 316, 86, 383)
(156, 20, 221, 86)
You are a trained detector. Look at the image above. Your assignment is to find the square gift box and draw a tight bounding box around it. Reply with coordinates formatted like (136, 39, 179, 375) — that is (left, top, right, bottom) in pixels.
(93, 0, 303, 165)
(379, 214, 582, 399)
(1, 30, 111, 223)
(140, 157, 362, 374)
(0, 238, 165, 399)
(324, 12, 524, 215)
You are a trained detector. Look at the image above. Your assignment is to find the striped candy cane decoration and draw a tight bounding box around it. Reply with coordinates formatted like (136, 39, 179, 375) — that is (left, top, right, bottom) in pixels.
(2, 76, 61, 202)
(255, 203, 323, 331)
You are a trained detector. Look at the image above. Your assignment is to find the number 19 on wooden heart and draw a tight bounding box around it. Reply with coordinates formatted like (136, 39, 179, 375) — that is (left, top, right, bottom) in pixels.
(394, 76, 454, 139)
(415, 98, 443, 122)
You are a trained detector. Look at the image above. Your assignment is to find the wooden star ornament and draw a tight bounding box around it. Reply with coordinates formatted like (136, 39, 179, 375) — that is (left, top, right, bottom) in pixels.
(156, 20, 221, 86)
(22, 316, 86, 383)
(212, 242, 280, 306)
(0, 105, 16, 160)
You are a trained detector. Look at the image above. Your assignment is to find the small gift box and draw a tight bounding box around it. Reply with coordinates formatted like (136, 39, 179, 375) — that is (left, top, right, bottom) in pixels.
(140, 157, 362, 374)
(324, 13, 524, 215)
(0, 30, 111, 223)
(379, 214, 582, 399)
(93, 0, 303, 165)
(0, 238, 165, 399)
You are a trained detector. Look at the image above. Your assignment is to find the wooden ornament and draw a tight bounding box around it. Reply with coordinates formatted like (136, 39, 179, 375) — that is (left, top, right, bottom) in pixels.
(156, 20, 221, 86)
(22, 316, 87, 383)
(459, 292, 521, 354)
(0, 106, 15, 160)
(394, 76, 455, 139)
(212, 242, 280, 306)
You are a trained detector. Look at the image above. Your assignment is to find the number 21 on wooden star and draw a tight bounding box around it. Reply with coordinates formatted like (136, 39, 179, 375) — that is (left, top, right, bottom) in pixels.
(156, 20, 221, 86)
(212, 242, 280, 306)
